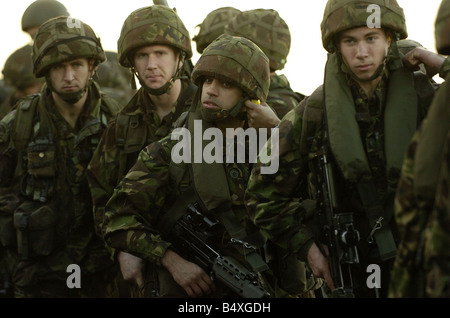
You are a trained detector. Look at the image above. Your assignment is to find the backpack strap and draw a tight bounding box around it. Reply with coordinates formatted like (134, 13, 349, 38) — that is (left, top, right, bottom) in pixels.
(12, 94, 40, 153)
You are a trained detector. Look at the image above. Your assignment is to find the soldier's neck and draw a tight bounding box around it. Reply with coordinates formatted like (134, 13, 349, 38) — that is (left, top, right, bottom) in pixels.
(52, 91, 88, 129)
(356, 76, 382, 99)
(149, 79, 182, 120)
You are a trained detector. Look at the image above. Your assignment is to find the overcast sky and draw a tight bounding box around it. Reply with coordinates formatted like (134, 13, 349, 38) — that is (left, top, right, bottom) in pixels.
(0, 0, 444, 95)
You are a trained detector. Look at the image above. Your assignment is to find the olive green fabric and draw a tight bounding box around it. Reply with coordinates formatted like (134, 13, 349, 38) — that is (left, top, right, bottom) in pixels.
(21, 0, 69, 32)
(324, 53, 418, 183)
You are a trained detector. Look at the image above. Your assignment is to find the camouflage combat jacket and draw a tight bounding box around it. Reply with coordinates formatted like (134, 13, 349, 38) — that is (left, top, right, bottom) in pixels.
(0, 81, 120, 293)
(267, 74, 305, 120)
(87, 78, 197, 238)
(245, 57, 438, 297)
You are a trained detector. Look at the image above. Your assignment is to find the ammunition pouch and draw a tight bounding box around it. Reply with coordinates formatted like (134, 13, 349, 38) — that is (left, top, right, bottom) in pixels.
(13, 201, 56, 260)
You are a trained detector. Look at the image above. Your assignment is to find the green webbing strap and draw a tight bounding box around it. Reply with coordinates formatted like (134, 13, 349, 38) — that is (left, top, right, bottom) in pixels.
(12, 94, 40, 152)
(357, 181, 397, 261)
(156, 186, 196, 238)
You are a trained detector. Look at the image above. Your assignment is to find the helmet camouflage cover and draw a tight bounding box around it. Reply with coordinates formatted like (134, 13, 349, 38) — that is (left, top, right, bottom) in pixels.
(118, 5, 192, 67)
(32, 16, 106, 78)
(435, 0, 450, 55)
(192, 7, 241, 54)
(321, 0, 408, 52)
(192, 34, 270, 100)
(21, 0, 70, 32)
(225, 9, 291, 71)
(2, 44, 44, 90)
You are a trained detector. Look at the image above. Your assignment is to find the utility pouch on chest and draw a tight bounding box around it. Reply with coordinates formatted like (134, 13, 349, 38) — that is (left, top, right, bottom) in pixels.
(26, 136, 56, 178)
(13, 201, 56, 260)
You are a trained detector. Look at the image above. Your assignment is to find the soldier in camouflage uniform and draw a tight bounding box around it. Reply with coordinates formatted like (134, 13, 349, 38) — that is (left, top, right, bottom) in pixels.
(192, 7, 241, 55)
(225, 9, 306, 121)
(21, 0, 70, 39)
(102, 34, 298, 298)
(245, 0, 446, 298)
(0, 45, 45, 120)
(96, 50, 136, 107)
(0, 16, 121, 298)
(86, 5, 197, 297)
(389, 0, 450, 298)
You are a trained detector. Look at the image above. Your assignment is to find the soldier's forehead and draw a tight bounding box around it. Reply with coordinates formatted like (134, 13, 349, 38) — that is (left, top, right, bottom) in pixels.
(339, 26, 387, 38)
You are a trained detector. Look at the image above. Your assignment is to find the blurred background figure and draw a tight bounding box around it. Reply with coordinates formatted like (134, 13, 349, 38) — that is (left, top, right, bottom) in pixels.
(192, 6, 241, 54)
(21, 0, 70, 40)
(96, 51, 136, 107)
(225, 8, 305, 119)
(0, 44, 44, 120)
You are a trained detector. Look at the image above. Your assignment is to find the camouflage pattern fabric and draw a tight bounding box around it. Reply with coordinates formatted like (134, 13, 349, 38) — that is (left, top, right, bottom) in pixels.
(32, 16, 106, 78)
(87, 78, 195, 240)
(192, 34, 270, 101)
(225, 9, 291, 71)
(267, 74, 305, 119)
(0, 81, 121, 298)
(117, 5, 192, 68)
(245, 66, 437, 299)
(321, 0, 408, 52)
(192, 7, 241, 54)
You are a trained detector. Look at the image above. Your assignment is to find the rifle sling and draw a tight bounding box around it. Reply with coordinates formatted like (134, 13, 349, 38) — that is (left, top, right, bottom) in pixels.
(356, 181, 397, 261)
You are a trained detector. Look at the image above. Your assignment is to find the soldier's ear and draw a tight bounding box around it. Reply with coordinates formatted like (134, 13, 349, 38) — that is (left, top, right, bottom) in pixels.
(89, 59, 99, 77)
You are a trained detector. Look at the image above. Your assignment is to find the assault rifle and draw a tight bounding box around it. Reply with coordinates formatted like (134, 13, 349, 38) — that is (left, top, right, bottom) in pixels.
(168, 203, 271, 298)
(311, 146, 360, 298)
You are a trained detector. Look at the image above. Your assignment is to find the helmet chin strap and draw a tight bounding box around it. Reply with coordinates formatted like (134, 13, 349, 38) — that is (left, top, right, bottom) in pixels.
(45, 76, 90, 104)
(134, 53, 186, 96)
(200, 87, 248, 123)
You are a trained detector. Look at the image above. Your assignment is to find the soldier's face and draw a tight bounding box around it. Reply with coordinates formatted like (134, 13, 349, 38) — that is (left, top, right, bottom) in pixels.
(49, 58, 94, 94)
(133, 45, 182, 89)
(338, 27, 391, 81)
(201, 77, 243, 111)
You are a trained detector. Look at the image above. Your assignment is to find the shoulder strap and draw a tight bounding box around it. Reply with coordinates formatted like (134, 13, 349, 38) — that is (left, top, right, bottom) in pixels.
(12, 94, 40, 152)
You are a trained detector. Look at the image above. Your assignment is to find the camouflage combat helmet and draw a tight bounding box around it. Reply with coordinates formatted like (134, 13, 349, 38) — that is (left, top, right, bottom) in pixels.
(192, 34, 270, 100)
(2, 44, 44, 90)
(435, 0, 450, 55)
(32, 16, 106, 78)
(192, 7, 241, 54)
(118, 5, 192, 68)
(225, 9, 291, 71)
(321, 0, 408, 53)
(21, 0, 70, 32)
